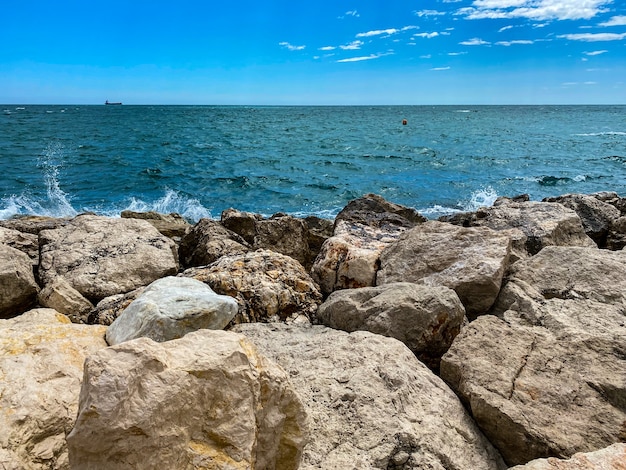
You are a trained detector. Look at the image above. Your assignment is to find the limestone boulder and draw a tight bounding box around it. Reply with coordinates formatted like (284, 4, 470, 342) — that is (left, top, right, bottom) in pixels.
(377, 221, 511, 318)
(317, 282, 466, 370)
(334, 193, 426, 229)
(543, 193, 621, 247)
(233, 323, 505, 470)
(0, 309, 107, 470)
(120, 210, 191, 239)
(37, 276, 94, 323)
(221, 208, 263, 245)
(182, 249, 321, 325)
(0, 215, 71, 235)
(85, 287, 145, 325)
(105, 276, 238, 345)
(0, 244, 39, 318)
(0, 226, 39, 262)
(67, 330, 308, 470)
(178, 218, 250, 268)
(508, 443, 626, 470)
(303, 215, 333, 261)
(254, 214, 311, 268)
(38, 215, 179, 302)
(607, 215, 626, 250)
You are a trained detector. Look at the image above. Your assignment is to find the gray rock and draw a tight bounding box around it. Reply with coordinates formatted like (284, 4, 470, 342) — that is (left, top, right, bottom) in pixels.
(37, 276, 94, 323)
(377, 221, 511, 318)
(0, 215, 72, 235)
(233, 323, 505, 470)
(120, 210, 191, 239)
(38, 215, 179, 302)
(335, 193, 426, 229)
(254, 214, 311, 268)
(85, 287, 145, 325)
(105, 276, 238, 345)
(0, 309, 107, 470)
(0, 226, 39, 263)
(178, 218, 250, 268)
(607, 215, 626, 250)
(0, 244, 39, 318)
(221, 208, 263, 245)
(67, 330, 308, 470)
(317, 282, 466, 370)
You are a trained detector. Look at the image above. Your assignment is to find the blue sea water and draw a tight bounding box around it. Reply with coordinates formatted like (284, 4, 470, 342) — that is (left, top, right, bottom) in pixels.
(1, 105, 625, 222)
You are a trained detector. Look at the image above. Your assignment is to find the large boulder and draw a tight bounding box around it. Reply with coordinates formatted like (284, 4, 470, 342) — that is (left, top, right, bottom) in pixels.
(221, 208, 263, 245)
(0, 244, 39, 318)
(37, 276, 94, 323)
(182, 249, 322, 326)
(509, 443, 626, 469)
(317, 282, 466, 370)
(441, 201, 595, 259)
(377, 221, 511, 318)
(67, 330, 308, 470)
(543, 193, 621, 247)
(178, 218, 250, 268)
(120, 210, 191, 239)
(0, 226, 39, 263)
(233, 323, 506, 470)
(105, 276, 238, 345)
(254, 214, 311, 268)
(0, 215, 71, 235)
(38, 215, 179, 303)
(312, 195, 425, 297)
(0, 309, 107, 470)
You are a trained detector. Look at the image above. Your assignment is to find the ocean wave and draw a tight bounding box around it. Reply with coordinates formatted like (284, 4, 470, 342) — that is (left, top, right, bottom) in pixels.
(109, 190, 212, 222)
(573, 131, 626, 136)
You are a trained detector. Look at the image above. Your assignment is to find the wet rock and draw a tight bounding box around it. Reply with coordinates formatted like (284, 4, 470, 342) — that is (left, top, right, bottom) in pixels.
(178, 218, 250, 268)
(67, 330, 307, 470)
(105, 276, 238, 345)
(0, 244, 39, 318)
(37, 276, 94, 323)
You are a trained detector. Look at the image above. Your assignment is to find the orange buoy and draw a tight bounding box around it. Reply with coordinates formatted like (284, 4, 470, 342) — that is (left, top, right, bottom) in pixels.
(402, 119, 408, 125)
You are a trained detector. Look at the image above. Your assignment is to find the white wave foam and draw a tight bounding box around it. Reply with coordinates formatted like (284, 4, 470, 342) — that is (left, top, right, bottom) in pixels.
(462, 186, 499, 212)
(114, 189, 212, 222)
(573, 131, 626, 136)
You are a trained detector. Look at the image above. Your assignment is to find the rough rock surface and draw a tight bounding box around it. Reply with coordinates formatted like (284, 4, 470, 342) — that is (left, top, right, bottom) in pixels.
(67, 330, 308, 470)
(221, 208, 263, 245)
(303, 216, 333, 260)
(317, 282, 466, 370)
(38, 215, 179, 302)
(334, 193, 426, 229)
(0, 226, 39, 262)
(0, 309, 107, 470)
(377, 221, 511, 318)
(183, 250, 322, 325)
(543, 193, 621, 247)
(441, 201, 595, 259)
(37, 276, 94, 323)
(508, 443, 626, 469)
(233, 323, 506, 470)
(85, 287, 145, 325)
(0, 215, 71, 235)
(178, 218, 251, 268)
(120, 210, 191, 239)
(253, 214, 311, 268)
(607, 215, 626, 250)
(105, 276, 238, 345)
(0, 244, 39, 318)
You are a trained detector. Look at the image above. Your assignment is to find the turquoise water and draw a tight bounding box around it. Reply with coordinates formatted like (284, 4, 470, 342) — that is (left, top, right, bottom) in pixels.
(1, 105, 625, 221)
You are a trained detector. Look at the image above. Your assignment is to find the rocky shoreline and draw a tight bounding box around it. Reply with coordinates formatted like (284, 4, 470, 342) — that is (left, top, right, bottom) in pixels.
(1, 192, 625, 469)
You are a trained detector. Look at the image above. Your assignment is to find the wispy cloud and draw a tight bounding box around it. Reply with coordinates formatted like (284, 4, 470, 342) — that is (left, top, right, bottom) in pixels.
(336, 52, 392, 63)
(498, 25, 514, 32)
(340, 40, 364, 50)
(413, 32, 440, 39)
(496, 39, 534, 46)
(356, 26, 418, 38)
(460, 38, 491, 45)
(319, 46, 336, 51)
(279, 42, 305, 51)
(558, 32, 626, 41)
(415, 10, 446, 17)
(459, 0, 611, 21)
(339, 10, 360, 19)
(431, 66, 451, 71)
(584, 50, 608, 55)
(448, 51, 468, 56)
(599, 15, 626, 26)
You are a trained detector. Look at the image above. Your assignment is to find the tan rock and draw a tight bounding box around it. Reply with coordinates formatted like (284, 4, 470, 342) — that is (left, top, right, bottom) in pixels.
(0, 309, 107, 470)
(179, 218, 250, 268)
(377, 221, 511, 318)
(254, 214, 311, 268)
(0, 244, 39, 318)
(85, 287, 145, 325)
(37, 276, 94, 323)
(120, 210, 191, 239)
(234, 323, 506, 470)
(508, 443, 626, 469)
(38, 214, 179, 302)
(0, 226, 39, 262)
(67, 330, 308, 470)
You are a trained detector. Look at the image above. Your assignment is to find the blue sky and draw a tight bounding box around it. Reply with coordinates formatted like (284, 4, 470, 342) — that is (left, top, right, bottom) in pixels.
(1, 0, 625, 104)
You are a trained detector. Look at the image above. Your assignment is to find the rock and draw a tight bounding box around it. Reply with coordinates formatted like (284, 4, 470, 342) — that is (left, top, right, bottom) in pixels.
(233, 323, 505, 470)
(0, 226, 39, 262)
(254, 214, 311, 268)
(542, 193, 621, 247)
(508, 443, 626, 469)
(221, 208, 263, 245)
(441, 315, 626, 467)
(67, 330, 308, 470)
(120, 210, 191, 239)
(38, 214, 179, 303)
(0, 309, 107, 470)
(335, 193, 426, 229)
(317, 282, 466, 370)
(441, 201, 595, 259)
(105, 276, 238, 345)
(86, 287, 145, 325)
(37, 276, 94, 323)
(593, 191, 626, 216)
(303, 216, 333, 261)
(0, 244, 39, 318)
(607, 215, 626, 250)
(182, 249, 321, 326)
(178, 218, 250, 268)
(377, 221, 511, 318)
(0, 215, 72, 235)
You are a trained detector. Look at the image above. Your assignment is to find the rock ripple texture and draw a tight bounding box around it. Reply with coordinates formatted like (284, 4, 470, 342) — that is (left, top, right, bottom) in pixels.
(38, 214, 179, 302)
(105, 276, 238, 345)
(233, 323, 506, 470)
(0, 309, 107, 470)
(67, 330, 308, 470)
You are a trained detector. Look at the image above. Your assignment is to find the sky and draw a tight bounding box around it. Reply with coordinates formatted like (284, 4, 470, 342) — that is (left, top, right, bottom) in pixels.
(1, 0, 625, 105)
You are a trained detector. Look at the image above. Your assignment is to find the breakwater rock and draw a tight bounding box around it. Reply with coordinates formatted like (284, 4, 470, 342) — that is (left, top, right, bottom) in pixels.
(1, 191, 625, 469)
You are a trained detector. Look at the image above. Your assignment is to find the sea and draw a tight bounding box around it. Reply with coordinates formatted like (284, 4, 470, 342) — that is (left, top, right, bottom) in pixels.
(1, 105, 625, 222)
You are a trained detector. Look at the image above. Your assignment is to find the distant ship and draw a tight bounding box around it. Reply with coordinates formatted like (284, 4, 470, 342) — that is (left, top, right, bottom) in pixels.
(105, 100, 122, 105)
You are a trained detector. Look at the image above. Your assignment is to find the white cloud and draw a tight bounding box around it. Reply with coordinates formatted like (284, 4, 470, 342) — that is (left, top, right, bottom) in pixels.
(415, 10, 446, 17)
(559, 32, 626, 41)
(431, 66, 451, 71)
(460, 0, 612, 21)
(496, 39, 534, 45)
(420, 54, 433, 59)
(448, 51, 468, 55)
(346, 10, 360, 17)
(498, 25, 514, 32)
(584, 50, 608, 55)
(599, 15, 626, 26)
(460, 38, 491, 45)
(336, 52, 392, 63)
(357, 28, 399, 38)
(279, 42, 305, 51)
(340, 40, 364, 50)
(413, 32, 440, 38)
(319, 46, 336, 51)
(584, 81, 598, 85)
